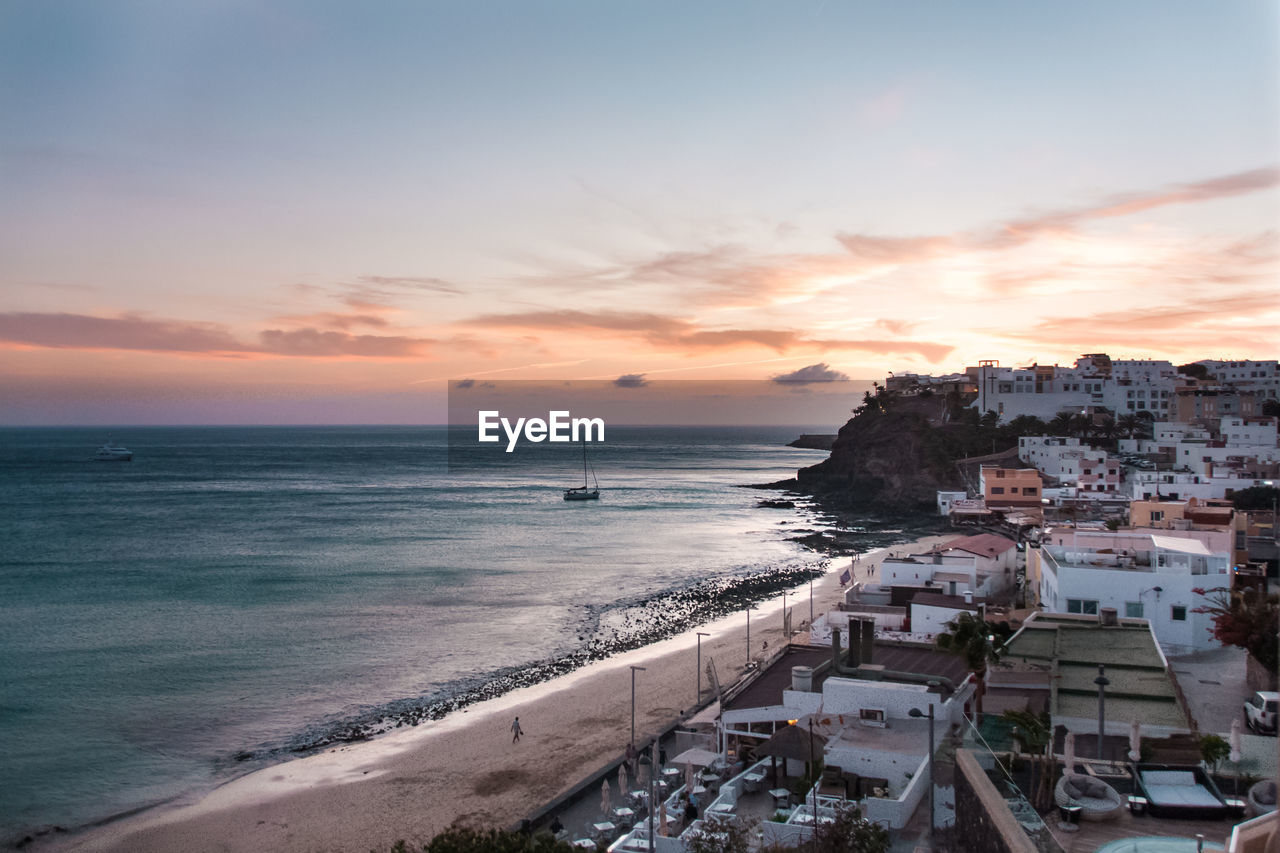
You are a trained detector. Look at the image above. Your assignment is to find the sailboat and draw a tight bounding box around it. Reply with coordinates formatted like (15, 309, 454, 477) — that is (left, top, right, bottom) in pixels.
(563, 440, 600, 501)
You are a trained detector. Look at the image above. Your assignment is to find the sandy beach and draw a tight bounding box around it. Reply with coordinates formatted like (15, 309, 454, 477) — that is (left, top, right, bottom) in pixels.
(48, 535, 952, 853)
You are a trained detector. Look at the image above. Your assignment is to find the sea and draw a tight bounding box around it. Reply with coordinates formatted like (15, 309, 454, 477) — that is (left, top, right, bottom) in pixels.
(0, 425, 925, 842)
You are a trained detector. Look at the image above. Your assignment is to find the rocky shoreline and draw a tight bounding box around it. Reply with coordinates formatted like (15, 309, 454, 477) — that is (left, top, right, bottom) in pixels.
(246, 559, 828, 760)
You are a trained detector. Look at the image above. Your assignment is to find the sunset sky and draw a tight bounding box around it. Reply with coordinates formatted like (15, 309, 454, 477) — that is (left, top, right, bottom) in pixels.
(2, 1, 1277, 424)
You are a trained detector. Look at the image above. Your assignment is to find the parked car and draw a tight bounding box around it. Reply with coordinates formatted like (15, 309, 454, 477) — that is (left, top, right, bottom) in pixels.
(1243, 691, 1279, 734)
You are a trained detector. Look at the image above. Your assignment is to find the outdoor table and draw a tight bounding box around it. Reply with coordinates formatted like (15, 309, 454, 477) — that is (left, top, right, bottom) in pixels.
(706, 803, 735, 822)
(769, 788, 791, 807)
(1127, 795, 1148, 815)
(742, 773, 764, 792)
(611, 807, 635, 824)
(692, 785, 707, 796)
(1225, 797, 1247, 816)
(571, 840, 595, 849)
(662, 768, 681, 780)
(592, 821, 617, 839)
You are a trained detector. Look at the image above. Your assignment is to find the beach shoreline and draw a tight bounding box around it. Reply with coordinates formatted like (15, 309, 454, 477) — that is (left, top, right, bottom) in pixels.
(39, 533, 953, 853)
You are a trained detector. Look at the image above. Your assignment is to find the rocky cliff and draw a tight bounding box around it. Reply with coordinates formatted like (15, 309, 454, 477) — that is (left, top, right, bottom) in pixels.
(792, 393, 969, 510)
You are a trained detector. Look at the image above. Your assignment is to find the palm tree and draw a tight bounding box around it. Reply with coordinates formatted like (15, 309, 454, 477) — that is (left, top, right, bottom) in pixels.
(1069, 412, 1092, 441)
(936, 612, 1003, 721)
(1003, 709, 1054, 812)
(1117, 413, 1142, 440)
(1048, 412, 1074, 437)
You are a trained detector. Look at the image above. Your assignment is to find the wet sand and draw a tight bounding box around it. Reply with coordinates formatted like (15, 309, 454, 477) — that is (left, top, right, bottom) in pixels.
(48, 535, 952, 853)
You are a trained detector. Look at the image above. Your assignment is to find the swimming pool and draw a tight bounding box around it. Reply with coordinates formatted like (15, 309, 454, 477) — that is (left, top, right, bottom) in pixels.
(1094, 838, 1224, 853)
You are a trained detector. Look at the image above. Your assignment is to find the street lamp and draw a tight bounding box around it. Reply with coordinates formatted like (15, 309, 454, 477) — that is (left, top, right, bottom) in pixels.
(909, 704, 936, 833)
(745, 607, 758, 665)
(630, 665, 646, 748)
(696, 632, 710, 706)
(1094, 664, 1110, 760)
(809, 576, 815, 626)
(781, 591, 792, 637)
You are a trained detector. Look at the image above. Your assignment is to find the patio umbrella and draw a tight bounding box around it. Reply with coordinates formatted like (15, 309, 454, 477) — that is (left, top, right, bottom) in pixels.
(756, 724, 822, 763)
(1063, 731, 1076, 775)
(659, 803, 669, 836)
(637, 756, 649, 788)
(685, 761, 695, 797)
(601, 778, 612, 816)
(671, 747, 718, 767)
(1128, 720, 1142, 763)
(619, 762, 629, 796)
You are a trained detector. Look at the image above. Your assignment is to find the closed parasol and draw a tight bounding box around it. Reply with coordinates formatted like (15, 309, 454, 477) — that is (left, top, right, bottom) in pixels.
(601, 778, 611, 815)
(1063, 731, 1076, 774)
(618, 762, 629, 795)
(1128, 720, 1141, 763)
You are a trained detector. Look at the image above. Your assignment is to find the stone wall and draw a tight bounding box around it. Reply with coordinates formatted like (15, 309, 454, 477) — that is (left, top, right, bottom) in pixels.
(951, 749, 1039, 853)
(1246, 653, 1278, 692)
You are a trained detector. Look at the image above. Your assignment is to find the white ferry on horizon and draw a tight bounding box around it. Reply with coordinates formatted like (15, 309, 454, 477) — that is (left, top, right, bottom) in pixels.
(92, 439, 133, 462)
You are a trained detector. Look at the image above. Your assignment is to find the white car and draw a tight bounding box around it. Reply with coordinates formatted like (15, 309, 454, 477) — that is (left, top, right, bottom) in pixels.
(1243, 691, 1279, 734)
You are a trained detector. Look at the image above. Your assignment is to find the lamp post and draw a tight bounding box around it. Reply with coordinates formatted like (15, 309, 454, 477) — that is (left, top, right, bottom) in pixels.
(781, 591, 792, 638)
(1094, 664, 1110, 760)
(630, 665, 646, 749)
(909, 704, 936, 833)
(745, 607, 757, 665)
(696, 632, 710, 706)
(809, 576, 815, 626)
(647, 741, 656, 852)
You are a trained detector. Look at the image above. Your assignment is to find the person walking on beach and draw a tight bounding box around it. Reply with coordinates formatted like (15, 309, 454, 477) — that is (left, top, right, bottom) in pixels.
(511, 716, 523, 743)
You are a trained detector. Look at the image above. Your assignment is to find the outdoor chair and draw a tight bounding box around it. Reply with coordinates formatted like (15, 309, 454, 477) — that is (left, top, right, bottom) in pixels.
(1055, 773, 1124, 821)
(1247, 779, 1277, 817)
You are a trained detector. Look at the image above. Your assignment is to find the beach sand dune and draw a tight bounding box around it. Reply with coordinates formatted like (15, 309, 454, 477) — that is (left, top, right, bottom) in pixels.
(51, 536, 950, 853)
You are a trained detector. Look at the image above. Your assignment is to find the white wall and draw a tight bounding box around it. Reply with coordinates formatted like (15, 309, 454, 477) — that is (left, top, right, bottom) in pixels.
(860, 755, 931, 830)
(821, 678, 948, 721)
(912, 603, 977, 636)
(1039, 560, 1225, 654)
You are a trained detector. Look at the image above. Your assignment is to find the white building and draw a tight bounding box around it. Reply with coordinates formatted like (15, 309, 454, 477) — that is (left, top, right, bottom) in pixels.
(880, 534, 1017, 599)
(936, 490, 968, 516)
(1018, 436, 1083, 477)
(1033, 531, 1229, 654)
(1128, 469, 1266, 502)
(1197, 359, 1280, 399)
(1220, 416, 1279, 448)
(718, 637, 975, 831)
(910, 592, 980, 635)
(971, 356, 1181, 424)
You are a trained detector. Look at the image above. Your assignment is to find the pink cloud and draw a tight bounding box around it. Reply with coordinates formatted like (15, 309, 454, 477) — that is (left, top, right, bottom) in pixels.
(463, 309, 954, 361)
(0, 312, 436, 358)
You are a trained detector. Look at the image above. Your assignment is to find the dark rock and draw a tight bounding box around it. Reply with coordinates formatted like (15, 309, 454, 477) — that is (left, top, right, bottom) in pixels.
(787, 434, 838, 450)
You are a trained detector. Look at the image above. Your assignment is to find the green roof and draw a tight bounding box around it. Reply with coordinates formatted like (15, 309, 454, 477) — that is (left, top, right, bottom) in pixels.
(998, 615, 1187, 729)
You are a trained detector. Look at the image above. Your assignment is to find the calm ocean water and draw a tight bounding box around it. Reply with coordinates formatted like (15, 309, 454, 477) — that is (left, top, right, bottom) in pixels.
(0, 425, 836, 838)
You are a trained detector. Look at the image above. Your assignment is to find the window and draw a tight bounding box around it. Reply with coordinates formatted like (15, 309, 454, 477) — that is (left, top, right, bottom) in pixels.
(1067, 599, 1099, 615)
(1171, 605, 1187, 621)
(1125, 602, 1144, 618)
(1024, 487, 1038, 496)
(991, 487, 1005, 494)
(1150, 511, 1163, 522)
